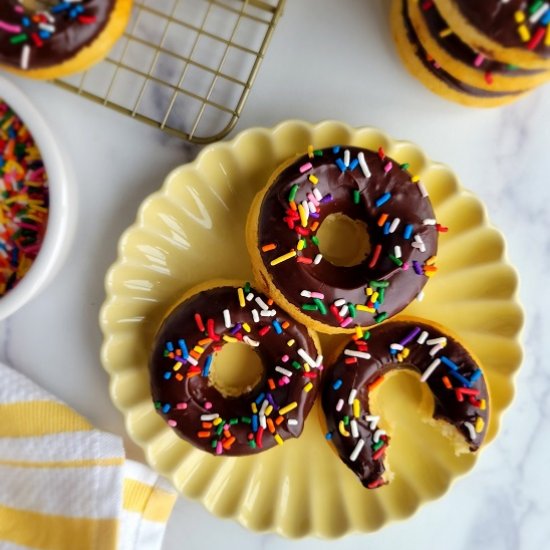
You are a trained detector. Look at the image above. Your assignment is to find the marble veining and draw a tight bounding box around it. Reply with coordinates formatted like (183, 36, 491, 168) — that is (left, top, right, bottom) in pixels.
(1, 0, 550, 548)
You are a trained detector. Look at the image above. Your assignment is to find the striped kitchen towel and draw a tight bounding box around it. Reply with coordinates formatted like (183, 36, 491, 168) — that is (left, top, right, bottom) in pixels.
(0, 361, 177, 550)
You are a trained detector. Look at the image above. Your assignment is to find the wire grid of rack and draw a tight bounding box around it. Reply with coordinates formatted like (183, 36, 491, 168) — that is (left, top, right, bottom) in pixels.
(54, 0, 285, 143)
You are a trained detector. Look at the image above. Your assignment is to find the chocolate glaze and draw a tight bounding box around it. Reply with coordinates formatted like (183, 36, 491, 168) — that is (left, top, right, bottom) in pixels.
(321, 320, 489, 488)
(419, 0, 540, 76)
(149, 285, 322, 456)
(452, 0, 550, 56)
(257, 146, 438, 330)
(0, 0, 116, 70)
(401, 0, 520, 98)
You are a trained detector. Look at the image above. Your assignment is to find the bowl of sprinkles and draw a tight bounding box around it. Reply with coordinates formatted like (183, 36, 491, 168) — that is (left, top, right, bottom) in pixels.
(0, 75, 75, 319)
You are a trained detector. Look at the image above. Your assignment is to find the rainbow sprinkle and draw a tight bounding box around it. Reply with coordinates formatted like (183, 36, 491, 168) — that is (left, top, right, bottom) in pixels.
(0, 98, 49, 297)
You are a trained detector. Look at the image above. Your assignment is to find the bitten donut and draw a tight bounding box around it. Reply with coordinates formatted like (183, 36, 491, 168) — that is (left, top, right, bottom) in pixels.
(149, 280, 323, 456)
(246, 145, 441, 335)
(321, 318, 489, 489)
(0, 0, 132, 79)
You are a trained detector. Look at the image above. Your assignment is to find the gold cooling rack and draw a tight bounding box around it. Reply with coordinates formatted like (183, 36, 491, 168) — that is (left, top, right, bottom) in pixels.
(54, 0, 285, 143)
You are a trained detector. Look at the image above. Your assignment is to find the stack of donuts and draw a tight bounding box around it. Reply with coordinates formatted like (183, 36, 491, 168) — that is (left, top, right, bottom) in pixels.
(391, 0, 550, 107)
(149, 145, 490, 489)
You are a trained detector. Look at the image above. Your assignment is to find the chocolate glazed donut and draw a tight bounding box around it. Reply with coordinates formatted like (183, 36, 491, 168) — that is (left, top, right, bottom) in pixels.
(149, 281, 323, 456)
(247, 146, 441, 334)
(0, 0, 132, 78)
(321, 318, 489, 488)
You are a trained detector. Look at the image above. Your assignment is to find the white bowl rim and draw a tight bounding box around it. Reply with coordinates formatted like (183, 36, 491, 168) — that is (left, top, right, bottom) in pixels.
(0, 75, 76, 320)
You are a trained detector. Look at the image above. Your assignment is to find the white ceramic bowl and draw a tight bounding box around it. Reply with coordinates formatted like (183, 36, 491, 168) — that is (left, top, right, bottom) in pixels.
(0, 76, 76, 320)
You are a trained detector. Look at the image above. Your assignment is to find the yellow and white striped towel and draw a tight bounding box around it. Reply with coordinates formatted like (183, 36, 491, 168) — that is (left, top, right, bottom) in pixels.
(0, 362, 177, 550)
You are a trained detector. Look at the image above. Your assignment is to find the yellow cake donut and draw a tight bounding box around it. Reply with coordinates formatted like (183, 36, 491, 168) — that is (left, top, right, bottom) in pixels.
(321, 317, 490, 488)
(149, 280, 323, 456)
(0, 0, 133, 79)
(246, 145, 441, 335)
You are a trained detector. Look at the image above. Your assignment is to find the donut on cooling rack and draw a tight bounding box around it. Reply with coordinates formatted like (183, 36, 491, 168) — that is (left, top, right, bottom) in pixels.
(0, 0, 132, 79)
(246, 145, 442, 334)
(321, 318, 489, 488)
(149, 280, 323, 456)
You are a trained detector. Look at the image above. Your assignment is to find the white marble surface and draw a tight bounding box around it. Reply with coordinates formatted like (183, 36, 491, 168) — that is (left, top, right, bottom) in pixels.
(1, 0, 550, 548)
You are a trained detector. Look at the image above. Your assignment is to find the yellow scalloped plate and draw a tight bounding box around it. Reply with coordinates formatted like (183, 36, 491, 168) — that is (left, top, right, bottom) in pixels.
(100, 121, 523, 538)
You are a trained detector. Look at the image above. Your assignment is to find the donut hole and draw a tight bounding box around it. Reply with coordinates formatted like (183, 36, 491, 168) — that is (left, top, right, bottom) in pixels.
(316, 213, 371, 267)
(370, 369, 435, 419)
(208, 342, 265, 398)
